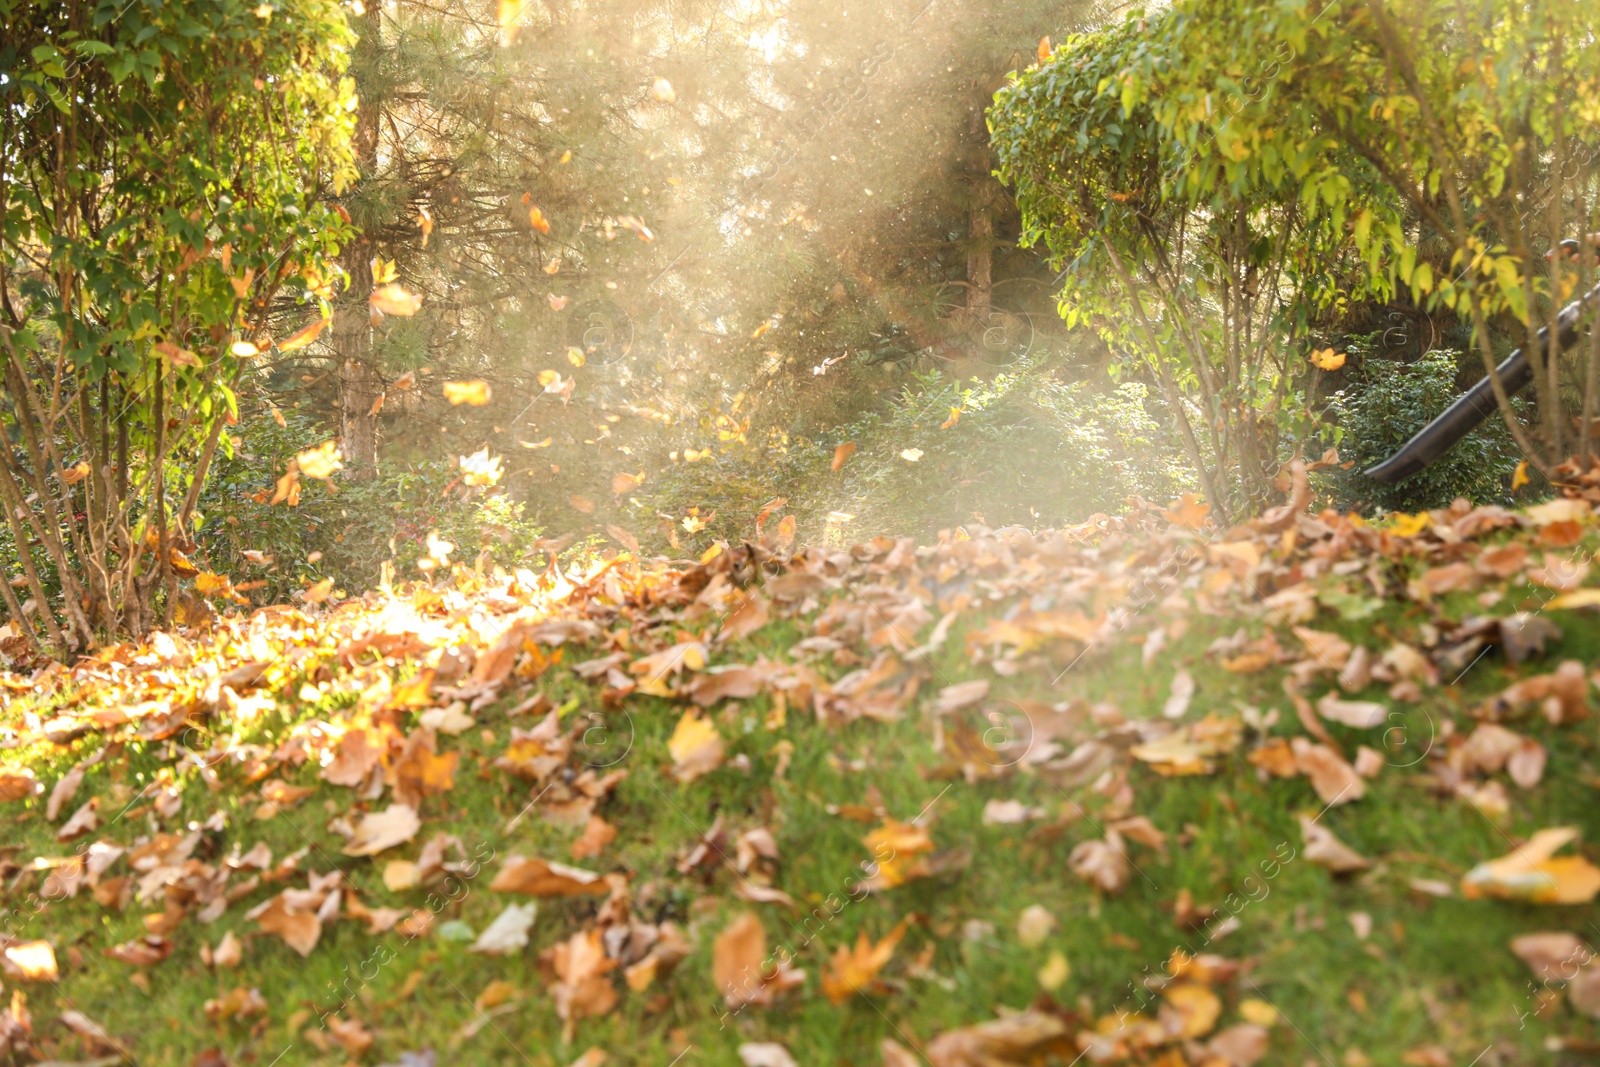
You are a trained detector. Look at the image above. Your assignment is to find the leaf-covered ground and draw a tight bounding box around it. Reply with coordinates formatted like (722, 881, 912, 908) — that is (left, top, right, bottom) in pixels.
(6, 475, 1600, 1067)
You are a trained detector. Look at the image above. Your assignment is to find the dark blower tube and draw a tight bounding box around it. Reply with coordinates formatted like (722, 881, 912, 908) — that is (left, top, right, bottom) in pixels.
(1362, 279, 1600, 484)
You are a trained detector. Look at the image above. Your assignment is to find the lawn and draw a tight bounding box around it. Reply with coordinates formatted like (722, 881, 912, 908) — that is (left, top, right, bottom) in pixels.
(3, 492, 1600, 1067)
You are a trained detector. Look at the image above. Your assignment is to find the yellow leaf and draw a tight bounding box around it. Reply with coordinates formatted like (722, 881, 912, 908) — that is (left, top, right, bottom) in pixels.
(443, 380, 491, 406)
(1037, 36, 1052, 63)
(940, 407, 963, 430)
(651, 78, 677, 103)
(1548, 588, 1600, 610)
(1309, 347, 1346, 371)
(899, 448, 923, 462)
(370, 283, 423, 317)
(296, 441, 343, 480)
(460, 448, 504, 488)
(1462, 827, 1600, 904)
(667, 708, 724, 782)
(1389, 512, 1430, 537)
(1512, 460, 1531, 491)
(528, 205, 551, 233)
(497, 0, 526, 45)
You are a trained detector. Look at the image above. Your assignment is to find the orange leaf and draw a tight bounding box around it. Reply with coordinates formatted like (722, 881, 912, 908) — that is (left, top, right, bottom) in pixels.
(821, 917, 910, 1004)
(832, 442, 857, 471)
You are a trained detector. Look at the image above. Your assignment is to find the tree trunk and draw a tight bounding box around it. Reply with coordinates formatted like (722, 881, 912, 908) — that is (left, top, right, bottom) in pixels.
(964, 104, 995, 356)
(336, 250, 381, 479)
(336, 1, 383, 481)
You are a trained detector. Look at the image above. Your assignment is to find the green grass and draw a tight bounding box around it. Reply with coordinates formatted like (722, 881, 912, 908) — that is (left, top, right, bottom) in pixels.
(5, 543, 1600, 1067)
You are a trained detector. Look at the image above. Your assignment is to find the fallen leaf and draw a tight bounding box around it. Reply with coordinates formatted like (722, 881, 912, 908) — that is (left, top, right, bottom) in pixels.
(491, 857, 608, 897)
(342, 804, 423, 856)
(822, 917, 910, 1004)
(471, 903, 538, 955)
(1463, 827, 1600, 904)
(668, 708, 725, 782)
(1299, 815, 1371, 873)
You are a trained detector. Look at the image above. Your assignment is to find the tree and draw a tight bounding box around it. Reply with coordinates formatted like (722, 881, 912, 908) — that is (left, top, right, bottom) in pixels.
(989, 13, 1390, 522)
(1146, 0, 1600, 475)
(0, 0, 354, 648)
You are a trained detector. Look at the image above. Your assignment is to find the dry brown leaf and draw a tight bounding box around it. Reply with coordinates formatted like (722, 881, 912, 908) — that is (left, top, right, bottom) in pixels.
(1299, 815, 1370, 873)
(491, 857, 609, 897)
(342, 804, 422, 856)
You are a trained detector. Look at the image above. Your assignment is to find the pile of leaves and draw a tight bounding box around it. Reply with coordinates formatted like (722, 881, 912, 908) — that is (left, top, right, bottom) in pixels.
(5, 463, 1600, 1065)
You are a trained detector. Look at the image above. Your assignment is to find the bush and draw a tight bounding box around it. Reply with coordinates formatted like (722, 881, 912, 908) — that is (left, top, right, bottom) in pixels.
(1323, 347, 1526, 513)
(640, 362, 1194, 547)
(192, 409, 549, 605)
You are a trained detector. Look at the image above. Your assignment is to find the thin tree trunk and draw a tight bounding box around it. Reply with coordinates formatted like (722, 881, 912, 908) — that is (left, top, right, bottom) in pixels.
(336, 0, 384, 481)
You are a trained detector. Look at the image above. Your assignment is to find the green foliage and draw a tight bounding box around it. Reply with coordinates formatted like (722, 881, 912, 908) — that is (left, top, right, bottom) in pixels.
(988, 12, 1389, 522)
(1324, 348, 1524, 514)
(0, 0, 354, 646)
(194, 409, 549, 603)
(642, 364, 1193, 548)
(1143, 0, 1600, 467)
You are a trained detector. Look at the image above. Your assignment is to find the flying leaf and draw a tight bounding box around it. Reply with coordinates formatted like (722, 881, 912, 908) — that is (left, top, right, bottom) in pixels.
(279, 317, 331, 352)
(651, 78, 677, 103)
(460, 448, 505, 488)
(1037, 35, 1052, 62)
(444, 380, 492, 406)
(529, 205, 551, 233)
(296, 441, 343, 480)
(371, 283, 423, 317)
(1162, 493, 1211, 529)
(1309, 348, 1346, 371)
(900, 448, 923, 462)
(498, 0, 527, 46)
(832, 442, 857, 471)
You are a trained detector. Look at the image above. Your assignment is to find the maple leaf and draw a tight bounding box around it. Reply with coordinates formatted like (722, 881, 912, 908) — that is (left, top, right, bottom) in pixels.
(1161, 493, 1211, 529)
(822, 917, 910, 1004)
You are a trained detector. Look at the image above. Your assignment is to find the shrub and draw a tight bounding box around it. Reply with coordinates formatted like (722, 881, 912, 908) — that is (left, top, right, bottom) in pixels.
(640, 362, 1194, 547)
(192, 409, 548, 605)
(1323, 347, 1526, 514)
